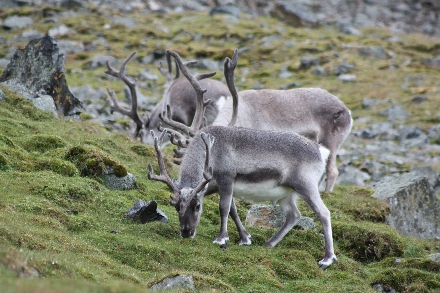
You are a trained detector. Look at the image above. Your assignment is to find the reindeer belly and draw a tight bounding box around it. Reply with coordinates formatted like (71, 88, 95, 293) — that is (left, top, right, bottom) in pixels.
(233, 180, 292, 203)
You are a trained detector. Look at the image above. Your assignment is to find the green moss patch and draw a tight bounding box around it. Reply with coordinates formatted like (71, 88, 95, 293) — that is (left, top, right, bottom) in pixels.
(333, 221, 404, 263)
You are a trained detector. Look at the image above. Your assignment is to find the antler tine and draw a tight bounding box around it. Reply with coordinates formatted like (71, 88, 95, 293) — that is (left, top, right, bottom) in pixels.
(167, 50, 216, 137)
(104, 51, 144, 137)
(147, 130, 180, 200)
(224, 49, 239, 127)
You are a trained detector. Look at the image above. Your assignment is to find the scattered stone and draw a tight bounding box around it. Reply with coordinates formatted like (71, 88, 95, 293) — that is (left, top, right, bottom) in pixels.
(371, 173, 440, 239)
(210, 4, 240, 17)
(150, 274, 194, 291)
(271, 1, 321, 27)
(245, 204, 314, 230)
(0, 36, 82, 116)
(411, 95, 428, 104)
(299, 56, 320, 70)
(358, 46, 387, 59)
(126, 200, 168, 223)
(380, 105, 409, 122)
(3, 15, 33, 30)
(338, 74, 356, 82)
(335, 62, 355, 75)
(336, 165, 371, 187)
(430, 253, 440, 262)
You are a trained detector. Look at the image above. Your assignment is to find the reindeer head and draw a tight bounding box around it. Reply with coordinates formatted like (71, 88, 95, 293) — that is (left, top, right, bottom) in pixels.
(148, 130, 215, 238)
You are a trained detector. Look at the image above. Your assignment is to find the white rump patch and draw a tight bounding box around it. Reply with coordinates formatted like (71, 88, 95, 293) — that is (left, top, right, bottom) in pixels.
(319, 145, 330, 163)
(214, 95, 229, 111)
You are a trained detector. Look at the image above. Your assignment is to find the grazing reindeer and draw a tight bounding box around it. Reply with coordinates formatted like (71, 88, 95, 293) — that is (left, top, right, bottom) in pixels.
(104, 51, 230, 144)
(147, 51, 337, 269)
(213, 49, 353, 192)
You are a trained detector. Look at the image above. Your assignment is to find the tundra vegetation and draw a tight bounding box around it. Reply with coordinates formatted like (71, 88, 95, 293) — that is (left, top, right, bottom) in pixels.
(0, 5, 440, 293)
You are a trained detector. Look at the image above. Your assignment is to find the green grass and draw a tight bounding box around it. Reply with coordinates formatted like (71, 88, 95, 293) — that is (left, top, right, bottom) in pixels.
(1, 6, 440, 293)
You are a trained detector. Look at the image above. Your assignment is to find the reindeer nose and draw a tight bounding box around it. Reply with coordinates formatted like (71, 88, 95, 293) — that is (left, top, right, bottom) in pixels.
(180, 228, 195, 238)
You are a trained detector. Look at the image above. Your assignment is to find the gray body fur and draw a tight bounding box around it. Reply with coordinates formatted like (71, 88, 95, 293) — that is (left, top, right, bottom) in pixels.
(212, 87, 353, 192)
(143, 78, 230, 144)
(176, 125, 336, 269)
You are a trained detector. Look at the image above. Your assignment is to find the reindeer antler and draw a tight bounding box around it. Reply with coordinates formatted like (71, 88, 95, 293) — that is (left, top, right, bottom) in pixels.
(157, 50, 180, 82)
(147, 130, 181, 206)
(224, 49, 239, 127)
(158, 50, 216, 146)
(104, 51, 144, 138)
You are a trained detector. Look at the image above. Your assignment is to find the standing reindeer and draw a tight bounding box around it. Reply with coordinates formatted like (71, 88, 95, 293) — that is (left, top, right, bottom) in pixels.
(212, 49, 353, 193)
(104, 51, 230, 144)
(148, 51, 337, 269)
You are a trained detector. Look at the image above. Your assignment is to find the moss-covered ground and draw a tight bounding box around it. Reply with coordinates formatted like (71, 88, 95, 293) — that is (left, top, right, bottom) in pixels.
(1, 6, 440, 293)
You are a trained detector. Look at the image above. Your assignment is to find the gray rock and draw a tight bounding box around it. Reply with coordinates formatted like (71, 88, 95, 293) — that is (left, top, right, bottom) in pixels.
(335, 62, 355, 75)
(151, 274, 194, 291)
(336, 165, 371, 187)
(126, 200, 168, 223)
(3, 15, 33, 29)
(112, 17, 137, 28)
(104, 166, 137, 190)
(430, 253, 440, 262)
(380, 105, 409, 122)
(371, 173, 440, 239)
(245, 204, 314, 230)
(358, 46, 387, 59)
(338, 74, 357, 82)
(271, 1, 321, 27)
(32, 94, 59, 117)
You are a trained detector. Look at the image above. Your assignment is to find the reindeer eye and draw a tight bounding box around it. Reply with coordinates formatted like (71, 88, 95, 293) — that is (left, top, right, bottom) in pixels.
(195, 204, 201, 211)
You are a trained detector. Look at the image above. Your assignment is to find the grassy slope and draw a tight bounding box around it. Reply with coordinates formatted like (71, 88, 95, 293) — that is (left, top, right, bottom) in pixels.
(0, 7, 439, 293)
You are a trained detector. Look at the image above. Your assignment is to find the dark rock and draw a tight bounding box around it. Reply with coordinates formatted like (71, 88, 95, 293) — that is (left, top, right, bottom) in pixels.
(0, 36, 82, 116)
(371, 173, 440, 239)
(299, 56, 320, 70)
(126, 200, 168, 224)
(150, 274, 194, 291)
(411, 95, 428, 104)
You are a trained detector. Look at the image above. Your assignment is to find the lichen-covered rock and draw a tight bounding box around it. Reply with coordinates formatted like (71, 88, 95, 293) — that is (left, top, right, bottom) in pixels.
(371, 173, 440, 239)
(245, 204, 314, 230)
(0, 35, 82, 116)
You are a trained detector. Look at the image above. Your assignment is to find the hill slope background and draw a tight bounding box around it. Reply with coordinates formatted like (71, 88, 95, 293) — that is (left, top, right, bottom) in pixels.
(0, 2, 440, 292)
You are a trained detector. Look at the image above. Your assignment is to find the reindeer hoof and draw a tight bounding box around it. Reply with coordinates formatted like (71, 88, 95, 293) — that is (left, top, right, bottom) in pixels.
(239, 235, 252, 246)
(213, 237, 229, 245)
(318, 256, 337, 269)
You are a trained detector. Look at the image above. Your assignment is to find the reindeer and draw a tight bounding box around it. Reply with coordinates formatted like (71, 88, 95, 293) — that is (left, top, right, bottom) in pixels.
(212, 49, 353, 193)
(147, 51, 337, 269)
(104, 51, 231, 144)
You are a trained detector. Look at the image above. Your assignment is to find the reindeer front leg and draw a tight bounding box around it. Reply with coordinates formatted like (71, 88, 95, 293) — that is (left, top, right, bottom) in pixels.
(213, 179, 234, 245)
(229, 198, 252, 245)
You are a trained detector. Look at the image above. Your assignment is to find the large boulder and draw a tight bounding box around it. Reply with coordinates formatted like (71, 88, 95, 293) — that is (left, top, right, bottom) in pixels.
(371, 173, 440, 239)
(0, 36, 82, 117)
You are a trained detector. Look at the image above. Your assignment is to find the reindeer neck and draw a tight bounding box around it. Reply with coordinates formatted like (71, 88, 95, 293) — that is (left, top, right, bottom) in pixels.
(179, 136, 206, 188)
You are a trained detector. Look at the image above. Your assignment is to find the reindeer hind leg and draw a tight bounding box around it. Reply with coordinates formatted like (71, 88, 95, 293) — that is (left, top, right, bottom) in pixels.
(264, 193, 301, 248)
